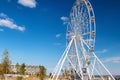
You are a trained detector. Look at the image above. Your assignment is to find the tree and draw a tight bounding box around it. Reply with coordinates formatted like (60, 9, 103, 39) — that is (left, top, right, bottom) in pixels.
(19, 63, 26, 75)
(15, 63, 20, 74)
(1, 49, 11, 74)
(38, 65, 46, 80)
(49, 73, 52, 78)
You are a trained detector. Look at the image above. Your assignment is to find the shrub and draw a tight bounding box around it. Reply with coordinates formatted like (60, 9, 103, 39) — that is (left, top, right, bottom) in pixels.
(17, 77, 23, 80)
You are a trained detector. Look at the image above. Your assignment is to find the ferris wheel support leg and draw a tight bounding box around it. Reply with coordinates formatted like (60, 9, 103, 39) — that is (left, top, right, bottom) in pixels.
(55, 37, 74, 80)
(67, 57, 82, 79)
(50, 51, 66, 80)
(74, 37, 84, 80)
(51, 40, 71, 80)
(82, 39, 115, 80)
(50, 37, 74, 80)
(81, 40, 92, 80)
(92, 52, 115, 80)
(91, 58, 97, 79)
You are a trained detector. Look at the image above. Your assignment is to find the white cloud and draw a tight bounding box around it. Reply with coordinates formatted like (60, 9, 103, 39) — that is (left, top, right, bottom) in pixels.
(0, 13, 7, 18)
(104, 57, 120, 63)
(55, 34, 62, 46)
(0, 13, 25, 32)
(60, 16, 69, 24)
(96, 49, 107, 54)
(56, 33, 62, 38)
(61, 16, 69, 21)
(18, 0, 37, 8)
(0, 29, 4, 32)
(54, 43, 62, 46)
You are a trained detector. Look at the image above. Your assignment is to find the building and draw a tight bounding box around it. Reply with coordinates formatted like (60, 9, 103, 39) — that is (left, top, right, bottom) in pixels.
(11, 65, 39, 75)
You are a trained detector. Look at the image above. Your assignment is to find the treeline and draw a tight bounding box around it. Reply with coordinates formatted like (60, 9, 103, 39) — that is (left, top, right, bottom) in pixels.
(0, 49, 46, 80)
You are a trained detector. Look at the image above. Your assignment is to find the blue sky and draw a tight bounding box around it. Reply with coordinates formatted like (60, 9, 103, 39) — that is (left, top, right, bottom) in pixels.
(0, 0, 120, 74)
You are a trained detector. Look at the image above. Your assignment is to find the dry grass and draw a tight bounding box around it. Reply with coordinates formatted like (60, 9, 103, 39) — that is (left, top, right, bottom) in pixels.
(4, 76, 40, 80)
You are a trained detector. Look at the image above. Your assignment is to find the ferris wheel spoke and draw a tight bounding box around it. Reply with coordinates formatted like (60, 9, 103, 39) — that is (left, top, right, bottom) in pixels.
(82, 32, 90, 36)
(81, 39, 94, 52)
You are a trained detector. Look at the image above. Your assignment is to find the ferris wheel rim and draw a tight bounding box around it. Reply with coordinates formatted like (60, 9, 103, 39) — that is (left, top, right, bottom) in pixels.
(66, 0, 96, 48)
(85, 0, 96, 47)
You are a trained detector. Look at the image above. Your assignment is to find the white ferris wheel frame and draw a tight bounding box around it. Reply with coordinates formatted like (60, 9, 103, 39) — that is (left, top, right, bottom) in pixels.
(49, 0, 115, 80)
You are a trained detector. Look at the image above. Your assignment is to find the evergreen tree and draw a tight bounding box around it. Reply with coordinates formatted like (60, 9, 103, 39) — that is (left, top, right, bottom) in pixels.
(15, 63, 20, 74)
(1, 49, 11, 74)
(20, 63, 26, 75)
(38, 65, 46, 80)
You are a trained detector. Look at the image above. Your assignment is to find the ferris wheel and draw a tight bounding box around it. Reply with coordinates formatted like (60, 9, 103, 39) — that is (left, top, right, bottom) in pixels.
(66, 0, 95, 50)
(49, 0, 115, 80)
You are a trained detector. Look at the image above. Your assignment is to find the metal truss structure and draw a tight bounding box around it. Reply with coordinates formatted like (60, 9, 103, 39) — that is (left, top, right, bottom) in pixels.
(49, 0, 115, 80)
